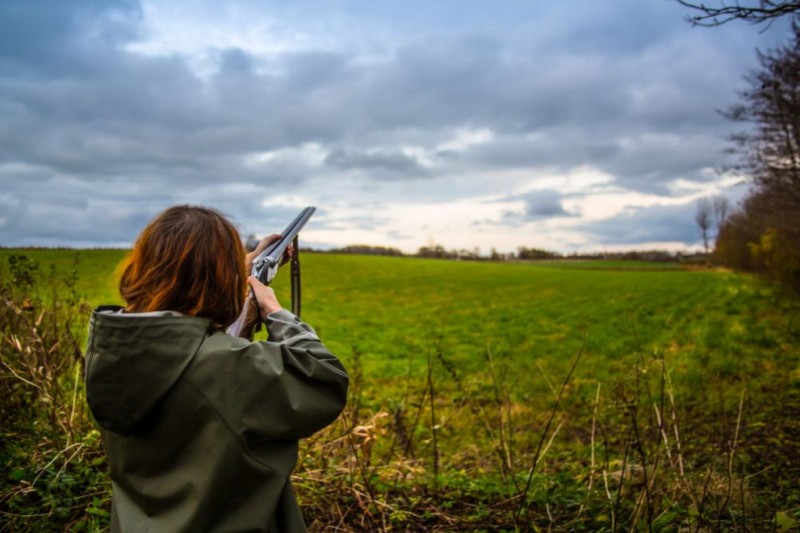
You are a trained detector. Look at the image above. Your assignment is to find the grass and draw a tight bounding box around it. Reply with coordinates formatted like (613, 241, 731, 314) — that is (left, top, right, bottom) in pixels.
(1, 249, 799, 531)
(0, 249, 126, 308)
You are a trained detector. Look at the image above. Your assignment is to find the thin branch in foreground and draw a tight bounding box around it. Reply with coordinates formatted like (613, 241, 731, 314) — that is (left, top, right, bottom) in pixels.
(675, 0, 800, 27)
(514, 334, 586, 522)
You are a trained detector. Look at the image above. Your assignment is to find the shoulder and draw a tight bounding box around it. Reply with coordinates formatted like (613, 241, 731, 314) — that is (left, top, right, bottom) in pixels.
(188, 331, 303, 392)
(191, 332, 276, 374)
(197, 330, 250, 355)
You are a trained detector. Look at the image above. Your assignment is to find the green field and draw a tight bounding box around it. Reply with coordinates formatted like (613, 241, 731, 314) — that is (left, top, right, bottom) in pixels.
(1, 249, 799, 531)
(6, 249, 795, 394)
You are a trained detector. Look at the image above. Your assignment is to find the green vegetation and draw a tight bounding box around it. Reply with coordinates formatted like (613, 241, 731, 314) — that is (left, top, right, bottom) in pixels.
(2, 250, 799, 531)
(713, 25, 800, 294)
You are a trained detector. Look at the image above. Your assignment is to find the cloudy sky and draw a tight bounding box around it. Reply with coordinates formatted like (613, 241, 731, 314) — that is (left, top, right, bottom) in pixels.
(0, 0, 792, 253)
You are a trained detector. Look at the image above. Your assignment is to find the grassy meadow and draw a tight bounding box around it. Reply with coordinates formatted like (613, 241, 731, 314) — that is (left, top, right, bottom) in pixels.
(1, 249, 799, 531)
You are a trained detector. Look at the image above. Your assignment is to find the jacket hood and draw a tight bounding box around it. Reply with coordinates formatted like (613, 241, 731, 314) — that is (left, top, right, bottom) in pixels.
(85, 305, 211, 436)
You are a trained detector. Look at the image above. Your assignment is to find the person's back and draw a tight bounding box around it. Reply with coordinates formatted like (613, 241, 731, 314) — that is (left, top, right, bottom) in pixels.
(84, 205, 348, 532)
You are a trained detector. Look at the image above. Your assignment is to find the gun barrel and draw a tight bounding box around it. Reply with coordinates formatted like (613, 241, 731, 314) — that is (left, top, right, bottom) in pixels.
(228, 206, 316, 338)
(252, 206, 316, 284)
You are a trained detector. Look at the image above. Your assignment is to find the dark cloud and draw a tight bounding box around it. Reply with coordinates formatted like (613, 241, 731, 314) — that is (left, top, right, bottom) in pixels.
(0, 0, 141, 76)
(521, 190, 576, 219)
(0, 0, 789, 248)
(0, 182, 159, 247)
(580, 202, 702, 246)
(452, 130, 731, 194)
(0, 4, 754, 184)
(324, 147, 427, 179)
(218, 48, 254, 75)
(280, 51, 352, 91)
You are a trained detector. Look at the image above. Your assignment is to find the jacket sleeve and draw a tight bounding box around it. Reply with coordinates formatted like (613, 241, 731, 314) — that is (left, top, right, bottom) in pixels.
(231, 310, 349, 442)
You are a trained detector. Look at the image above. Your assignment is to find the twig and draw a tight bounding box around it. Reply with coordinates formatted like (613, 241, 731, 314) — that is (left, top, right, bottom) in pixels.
(602, 469, 617, 531)
(0, 360, 42, 392)
(428, 346, 440, 491)
(694, 466, 716, 533)
(514, 335, 586, 522)
(719, 388, 746, 525)
(30, 443, 83, 488)
(486, 344, 515, 490)
(614, 425, 634, 530)
(539, 419, 565, 461)
(653, 403, 673, 465)
(577, 382, 602, 519)
(536, 360, 559, 399)
(68, 362, 81, 443)
(340, 412, 378, 511)
(666, 372, 685, 478)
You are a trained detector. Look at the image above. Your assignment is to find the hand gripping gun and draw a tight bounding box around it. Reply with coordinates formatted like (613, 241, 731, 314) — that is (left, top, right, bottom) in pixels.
(227, 206, 316, 337)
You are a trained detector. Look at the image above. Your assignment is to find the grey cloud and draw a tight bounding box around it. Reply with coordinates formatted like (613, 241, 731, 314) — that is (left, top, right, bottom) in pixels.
(218, 48, 253, 75)
(597, 134, 730, 192)
(0, 174, 179, 247)
(0, 175, 314, 247)
(325, 147, 427, 178)
(449, 133, 616, 171)
(0, 7, 749, 187)
(0, 0, 141, 76)
(522, 190, 575, 219)
(445, 128, 730, 195)
(515, 0, 686, 57)
(581, 202, 701, 246)
(0, 0, 786, 247)
(281, 51, 352, 91)
(0, 192, 157, 247)
(496, 189, 578, 223)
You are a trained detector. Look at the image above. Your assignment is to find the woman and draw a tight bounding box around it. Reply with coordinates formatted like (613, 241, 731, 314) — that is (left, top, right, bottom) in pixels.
(84, 205, 349, 532)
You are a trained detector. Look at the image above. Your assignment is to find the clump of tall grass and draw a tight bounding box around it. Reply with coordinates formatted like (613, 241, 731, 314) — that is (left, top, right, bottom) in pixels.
(0, 254, 109, 531)
(293, 332, 798, 531)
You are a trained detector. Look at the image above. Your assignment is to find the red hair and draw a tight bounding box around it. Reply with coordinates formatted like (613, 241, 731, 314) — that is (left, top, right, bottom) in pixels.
(118, 205, 247, 328)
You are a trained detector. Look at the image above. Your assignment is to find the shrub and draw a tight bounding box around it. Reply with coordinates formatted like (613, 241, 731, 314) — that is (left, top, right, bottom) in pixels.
(0, 254, 111, 531)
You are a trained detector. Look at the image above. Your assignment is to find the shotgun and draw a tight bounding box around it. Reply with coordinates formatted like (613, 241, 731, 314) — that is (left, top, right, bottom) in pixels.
(228, 206, 315, 337)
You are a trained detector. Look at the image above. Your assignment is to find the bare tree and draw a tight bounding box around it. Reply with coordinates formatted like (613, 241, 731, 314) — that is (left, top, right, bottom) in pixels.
(695, 198, 713, 254)
(725, 25, 800, 230)
(714, 25, 800, 291)
(675, 1, 800, 27)
(712, 195, 730, 232)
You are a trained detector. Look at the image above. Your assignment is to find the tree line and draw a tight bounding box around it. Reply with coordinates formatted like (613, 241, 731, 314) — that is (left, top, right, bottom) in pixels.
(304, 243, 692, 264)
(709, 22, 800, 292)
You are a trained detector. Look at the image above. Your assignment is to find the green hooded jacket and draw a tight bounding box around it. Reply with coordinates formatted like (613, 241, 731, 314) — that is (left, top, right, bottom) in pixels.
(84, 306, 349, 532)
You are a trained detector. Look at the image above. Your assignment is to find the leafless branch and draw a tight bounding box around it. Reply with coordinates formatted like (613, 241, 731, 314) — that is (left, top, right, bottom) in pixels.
(675, 0, 800, 27)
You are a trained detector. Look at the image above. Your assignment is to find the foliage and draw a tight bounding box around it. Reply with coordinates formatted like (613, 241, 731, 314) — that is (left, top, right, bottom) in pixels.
(715, 25, 800, 292)
(0, 254, 110, 531)
(516, 247, 561, 260)
(1, 251, 799, 531)
(329, 245, 404, 256)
